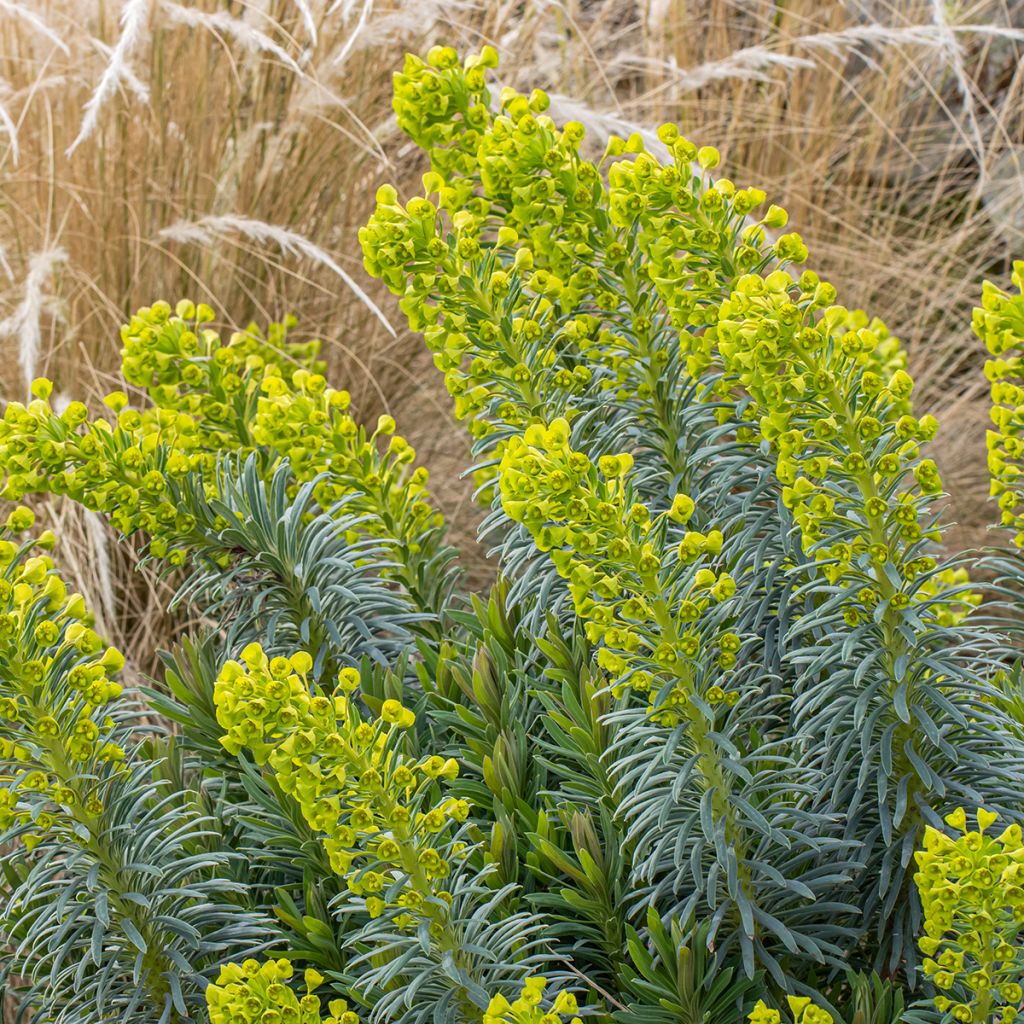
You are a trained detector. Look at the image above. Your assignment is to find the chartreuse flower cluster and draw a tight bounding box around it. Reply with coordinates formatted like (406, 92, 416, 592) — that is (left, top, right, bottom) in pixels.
(119, 300, 323, 459)
(214, 643, 468, 928)
(121, 300, 324, 410)
(363, 45, 974, 627)
(914, 808, 1024, 1024)
(606, 137, 945, 604)
(364, 162, 602, 499)
(122, 301, 438, 542)
(748, 997, 833, 1024)
(364, 79, 611, 419)
(0, 506, 126, 849)
(499, 418, 738, 724)
(363, 47, 643, 499)
(391, 46, 603, 287)
(392, 45, 497, 186)
(483, 977, 582, 1024)
(977, 261, 1024, 545)
(363, 171, 596, 450)
(0, 376, 207, 560)
(206, 959, 358, 1024)
(602, 123, 909, 396)
(707, 275, 940, 610)
(0, 301, 441, 582)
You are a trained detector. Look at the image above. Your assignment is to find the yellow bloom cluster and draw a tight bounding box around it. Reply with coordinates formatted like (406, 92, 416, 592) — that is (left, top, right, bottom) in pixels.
(361, 48, 611, 468)
(915, 808, 1024, 1024)
(713, 272, 938, 605)
(468, 98, 597, 286)
(362, 180, 574, 449)
(214, 643, 467, 926)
(364, 47, 966, 627)
(121, 300, 321, 447)
(977, 261, 1024, 544)
(483, 978, 582, 1024)
(122, 300, 323, 400)
(498, 419, 738, 724)
(124, 301, 438, 534)
(0, 507, 125, 847)
(748, 996, 833, 1024)
(607, 127, 776, 335)
(388, 47, 605, 283)
(0, 377, 206, 561)
(0, 301, 443, 595)
(206, 959, 358, 1024)
(392, 45, 497, 186)
(600, 142, 955, 617)
(919, 567, 981, 629)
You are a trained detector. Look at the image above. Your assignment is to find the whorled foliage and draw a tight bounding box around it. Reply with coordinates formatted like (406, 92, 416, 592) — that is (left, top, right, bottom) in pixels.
(0, 42, 1023, 1024)
(0, 508, 270, 1022)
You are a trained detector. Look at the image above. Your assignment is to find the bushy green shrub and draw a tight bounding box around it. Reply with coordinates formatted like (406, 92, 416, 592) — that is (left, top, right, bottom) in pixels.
(2, 44, 1024, 1024)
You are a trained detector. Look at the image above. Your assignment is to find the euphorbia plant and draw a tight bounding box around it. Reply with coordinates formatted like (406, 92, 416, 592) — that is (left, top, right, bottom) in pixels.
(1, 43, 1024, 1024)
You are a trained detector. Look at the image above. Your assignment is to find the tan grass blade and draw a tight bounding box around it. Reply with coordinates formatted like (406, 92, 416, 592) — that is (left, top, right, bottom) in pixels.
(330, 0, 373, 68)
(158, 215, 396, 337)
(0, 82, 18, 164)
(292, 0, 319, 44)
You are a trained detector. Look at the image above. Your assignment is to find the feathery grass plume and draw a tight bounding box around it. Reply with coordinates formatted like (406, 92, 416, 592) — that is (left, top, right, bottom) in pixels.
(0, 0, 69, 54)
(0, 246, 67, 395)
(615, 21, 1024, 93)
(160, 2, 305, 75)
(88, 36, 149, 102)
(292, 0, 319, 45)
(331, 0, 373, 69)
(66, 0, 150, 155)
(339, 0, 448, 56)
(158, 214, 396, 337)
(611, 49, 815, 91)
(542, 93, 672, 161)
